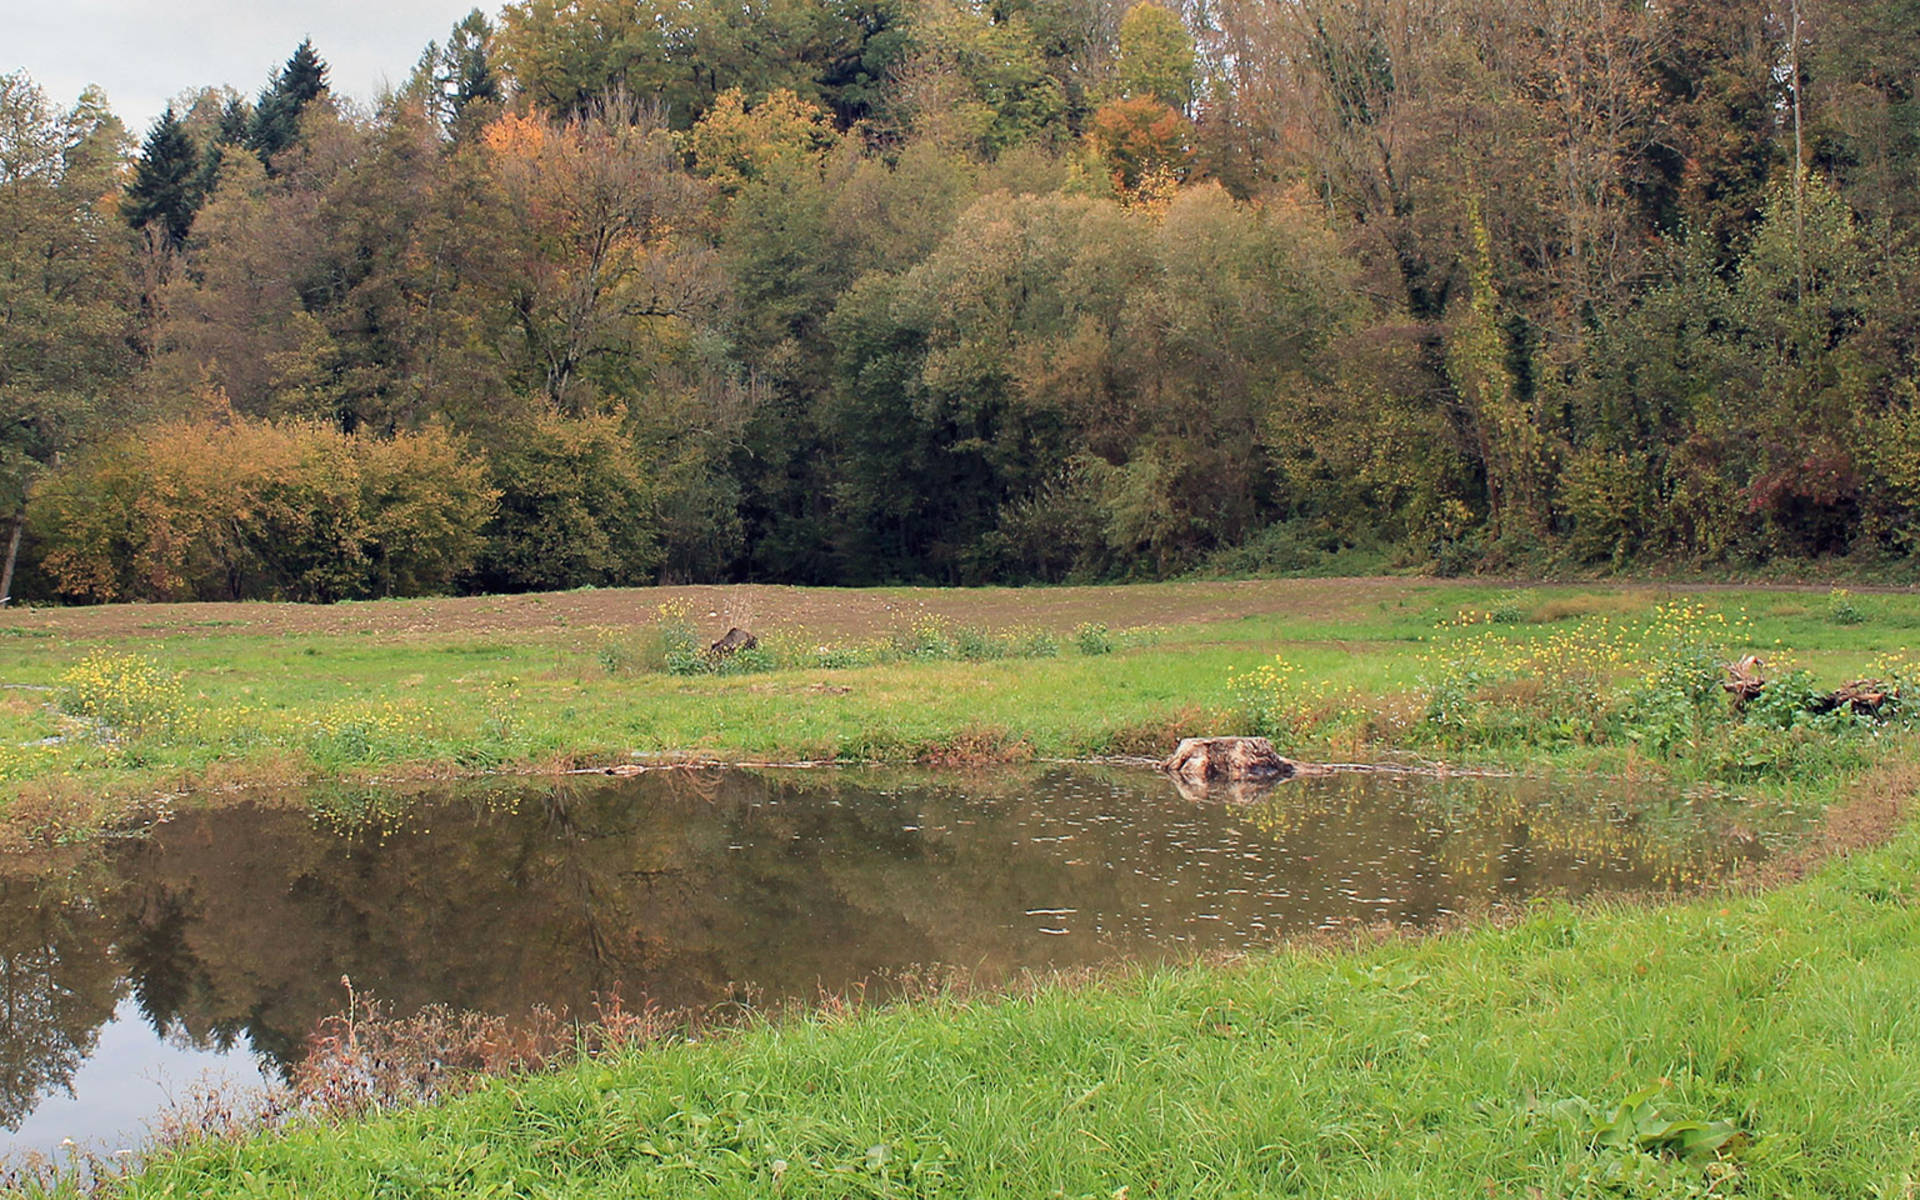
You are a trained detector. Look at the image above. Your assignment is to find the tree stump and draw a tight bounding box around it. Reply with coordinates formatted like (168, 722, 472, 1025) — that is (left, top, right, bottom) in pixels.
(1161, 737, 1295, 785)
(708, 627, 758, 657)
(1722, 655, 1766, 707)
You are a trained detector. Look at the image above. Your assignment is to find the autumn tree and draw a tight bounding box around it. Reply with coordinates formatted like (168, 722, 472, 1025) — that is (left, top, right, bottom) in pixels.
(473, 99, 716, 415)
(1115, 2, 1193, 111)
(30, 411, 497, 602)
(0, 74, 135, 603)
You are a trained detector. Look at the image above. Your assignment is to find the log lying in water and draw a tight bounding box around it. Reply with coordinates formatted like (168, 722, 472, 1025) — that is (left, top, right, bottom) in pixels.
(1724, 655, 1897, 718)
(1814, 679, 1894, 717)
(1161, 737, 1296, 784)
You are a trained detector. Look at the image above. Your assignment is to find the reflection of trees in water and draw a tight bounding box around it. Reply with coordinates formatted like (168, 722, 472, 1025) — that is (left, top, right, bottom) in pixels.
(0, 767, 1786, 1136)
(527, 778, 653, 983)
(0, 884, 122, 1131)
(116, 888, 200, 1038)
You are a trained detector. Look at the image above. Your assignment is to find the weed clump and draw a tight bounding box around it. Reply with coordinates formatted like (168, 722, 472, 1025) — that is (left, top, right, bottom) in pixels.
(1231, 599, 1898, 780)
(1488, 589, 1535, 624)
(1073, 622, 1115, 655)
(54, 652, 184, 740)
(1826, 586, 1865, 625)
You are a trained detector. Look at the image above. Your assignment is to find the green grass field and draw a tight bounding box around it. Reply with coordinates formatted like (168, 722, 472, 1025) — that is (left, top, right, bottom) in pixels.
(6, 578, 1920, 1196)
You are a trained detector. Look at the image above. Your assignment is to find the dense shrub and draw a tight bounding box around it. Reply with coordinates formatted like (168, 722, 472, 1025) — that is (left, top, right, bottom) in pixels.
(29, 413, 496, 602)
(474, 408, 663, 593)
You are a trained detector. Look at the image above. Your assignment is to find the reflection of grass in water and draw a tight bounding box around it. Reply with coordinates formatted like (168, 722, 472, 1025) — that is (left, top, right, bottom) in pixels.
(304, 778, 533, 841)
(1242, 775, 1802, 892)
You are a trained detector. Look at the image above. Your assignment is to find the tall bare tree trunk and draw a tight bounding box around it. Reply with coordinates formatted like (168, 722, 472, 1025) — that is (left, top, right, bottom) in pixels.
(0, 514, 21, 606)
(1791, 0, 1805, 301)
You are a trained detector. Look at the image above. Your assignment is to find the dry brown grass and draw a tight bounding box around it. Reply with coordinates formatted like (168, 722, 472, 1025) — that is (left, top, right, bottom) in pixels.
(0, 579, 1432, 644)
(913, 727, 1037, 766)
(193, 750, 311, 792)
(1100, 705, 1225, 757)
(0, 779, 118, 851)
(1528, 591, 1656, 623)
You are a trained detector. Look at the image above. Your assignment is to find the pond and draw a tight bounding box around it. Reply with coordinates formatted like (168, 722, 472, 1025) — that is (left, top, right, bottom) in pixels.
(0, 764, 1805, 1163)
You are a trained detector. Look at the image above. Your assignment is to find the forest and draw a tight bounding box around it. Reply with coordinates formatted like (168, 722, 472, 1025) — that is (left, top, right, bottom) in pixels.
(2, 0, 1917, 602)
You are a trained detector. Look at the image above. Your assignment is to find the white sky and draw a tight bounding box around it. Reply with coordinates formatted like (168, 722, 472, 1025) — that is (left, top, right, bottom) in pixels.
(3, 0, 481, 137)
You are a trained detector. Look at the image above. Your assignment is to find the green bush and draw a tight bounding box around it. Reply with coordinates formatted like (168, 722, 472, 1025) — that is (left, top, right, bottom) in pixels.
(1074, 622, 1114, 655)
(953, 626, 1007, 661)
(891, 617, 956, 661)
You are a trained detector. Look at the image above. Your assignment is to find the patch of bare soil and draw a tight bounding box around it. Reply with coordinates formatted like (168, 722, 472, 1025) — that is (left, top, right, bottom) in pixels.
(0, 579, 1440, 644)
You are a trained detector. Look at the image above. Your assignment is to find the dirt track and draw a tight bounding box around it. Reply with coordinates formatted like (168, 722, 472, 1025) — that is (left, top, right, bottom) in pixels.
(7, 575, 1891, 645)
(0, 579, 1462, 643)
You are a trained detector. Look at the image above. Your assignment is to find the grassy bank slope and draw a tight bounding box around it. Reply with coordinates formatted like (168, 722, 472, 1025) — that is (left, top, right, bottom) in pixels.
(115, 784, 1920, 1198)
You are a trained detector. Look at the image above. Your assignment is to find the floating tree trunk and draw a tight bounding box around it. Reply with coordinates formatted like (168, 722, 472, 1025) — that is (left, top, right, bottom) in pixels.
(1161, 737, 1295, 784)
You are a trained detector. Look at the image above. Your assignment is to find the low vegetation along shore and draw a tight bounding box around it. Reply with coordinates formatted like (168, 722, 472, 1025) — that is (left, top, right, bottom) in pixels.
(6, 578, 1920, 1195)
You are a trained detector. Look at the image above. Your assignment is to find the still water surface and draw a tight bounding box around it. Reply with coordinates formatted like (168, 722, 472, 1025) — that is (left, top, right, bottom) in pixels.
(0, 765, 1800, 1160)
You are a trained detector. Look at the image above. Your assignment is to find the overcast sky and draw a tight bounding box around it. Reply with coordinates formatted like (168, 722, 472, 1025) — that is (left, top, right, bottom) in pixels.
(4, 0, 480, 138)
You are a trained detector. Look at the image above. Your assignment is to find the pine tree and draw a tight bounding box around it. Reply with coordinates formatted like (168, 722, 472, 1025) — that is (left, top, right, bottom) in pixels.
(193, 96, 252, 198)
(445, 10, 501, 122)
(124, 107, 201, 249)
(216, 94, 252, 145)
(411, 10, 503, 136)
(248, 39, 328, 166)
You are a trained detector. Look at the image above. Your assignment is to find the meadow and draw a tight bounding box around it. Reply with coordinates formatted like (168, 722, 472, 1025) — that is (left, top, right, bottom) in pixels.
(2, 579, 1915, 843)
(6, 577, 1920, 1197)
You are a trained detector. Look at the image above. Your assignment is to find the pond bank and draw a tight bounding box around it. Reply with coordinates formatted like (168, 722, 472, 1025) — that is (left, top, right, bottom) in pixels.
(97, 769, 1920, 1198)
(5, 578, 1912, 847)
(3, 761, 1795, 1174)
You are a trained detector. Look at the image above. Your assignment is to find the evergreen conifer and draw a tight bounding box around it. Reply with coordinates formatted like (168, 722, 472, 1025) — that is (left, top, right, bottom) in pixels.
(123, 107, 200, 248)
(248, 39, 328, 166)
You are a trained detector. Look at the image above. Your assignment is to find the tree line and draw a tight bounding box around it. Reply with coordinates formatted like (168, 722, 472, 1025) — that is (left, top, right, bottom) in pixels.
(3, 0, 1917, 602)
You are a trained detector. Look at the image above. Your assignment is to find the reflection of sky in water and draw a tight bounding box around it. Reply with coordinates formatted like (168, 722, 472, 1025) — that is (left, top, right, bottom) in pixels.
(0, 766, 1803, 1166)
(6, 997, 271, 1161)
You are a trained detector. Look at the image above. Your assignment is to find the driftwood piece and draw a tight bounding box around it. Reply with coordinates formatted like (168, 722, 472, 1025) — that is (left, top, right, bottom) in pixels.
(1815, 678, 1893, 717)
(708, 627, 759, 657)
(1161, 737, 1295, 785)
(1725, 654, 1895, 719)
(1722, 655, 1766, 707)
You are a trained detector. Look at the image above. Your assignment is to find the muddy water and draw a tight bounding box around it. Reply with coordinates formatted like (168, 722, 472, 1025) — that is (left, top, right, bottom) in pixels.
(0, 765, 1803, 1160)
